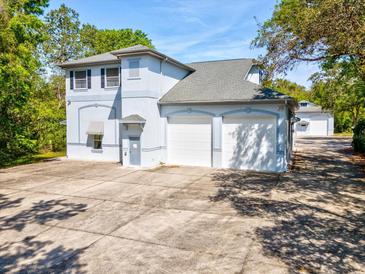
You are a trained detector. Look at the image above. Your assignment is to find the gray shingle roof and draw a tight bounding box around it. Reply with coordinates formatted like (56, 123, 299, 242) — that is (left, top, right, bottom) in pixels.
(159, 59, 291, 104)
(120, 114, 146, 124)
(58, 44, 194, 71)
(297, 101, 329, 113)
(58, 52, 119, 68)
(110, 44, 150, 55)
(297, 106, 322, 112)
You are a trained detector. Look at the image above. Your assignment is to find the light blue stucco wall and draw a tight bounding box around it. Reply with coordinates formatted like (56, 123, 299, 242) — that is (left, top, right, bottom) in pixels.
(64, 54, 291, 171)
(65, 55, 189, 164)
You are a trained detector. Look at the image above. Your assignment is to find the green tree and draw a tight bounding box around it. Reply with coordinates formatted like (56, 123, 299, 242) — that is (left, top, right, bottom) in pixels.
(0, 0, 49, 163)
(37, 4, 84, 152)
(42, 4, 83, 70)
(268, 79, 310, 101)
(29, 76, 66, 152)
(311, 62, 365, 131)
(252, 0, 365, 79)
(81, 24, 154, 56)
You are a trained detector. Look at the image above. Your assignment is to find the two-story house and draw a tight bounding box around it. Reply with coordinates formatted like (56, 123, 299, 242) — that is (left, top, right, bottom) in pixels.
(59, 45, 296, 172)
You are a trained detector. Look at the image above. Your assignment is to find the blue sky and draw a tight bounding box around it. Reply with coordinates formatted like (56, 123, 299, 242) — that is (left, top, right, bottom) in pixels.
(47, 0, 318, 88)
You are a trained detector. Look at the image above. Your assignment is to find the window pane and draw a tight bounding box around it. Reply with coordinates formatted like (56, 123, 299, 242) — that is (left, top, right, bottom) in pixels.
(75, 79, 86, 89)
(106, 68, 119, 77)
(129, 60, 140, 77)
(93, 135, 102, 149)
(75, 71, 87, 89)
(75, 71, 86, 79)
(106, 76, 119, 87)
(105, 68, 119, 87)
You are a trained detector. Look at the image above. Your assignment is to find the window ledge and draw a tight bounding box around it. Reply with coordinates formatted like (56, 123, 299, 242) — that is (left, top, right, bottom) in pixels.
(127, 77, 141, 80)
(74, 89, 88, 92)
(104, 86, 120, 89)
(91, 149, 103, 153)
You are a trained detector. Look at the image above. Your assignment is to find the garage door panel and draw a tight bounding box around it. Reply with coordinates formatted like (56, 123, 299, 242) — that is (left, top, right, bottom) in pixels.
(167, 116, 211, 167)
(309, 119, 328, 136)
(223, 116, 276, 171)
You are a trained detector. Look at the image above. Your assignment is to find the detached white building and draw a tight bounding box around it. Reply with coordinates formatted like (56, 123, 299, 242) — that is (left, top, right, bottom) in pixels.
(295, 101, 334, 137)
(59, 45, 296, 172)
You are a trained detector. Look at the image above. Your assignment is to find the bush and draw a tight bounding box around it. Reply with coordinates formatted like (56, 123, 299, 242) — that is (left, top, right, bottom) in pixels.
(352, 119, 365, 153)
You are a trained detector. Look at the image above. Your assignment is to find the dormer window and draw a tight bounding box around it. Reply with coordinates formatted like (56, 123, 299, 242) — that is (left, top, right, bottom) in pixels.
(300, 102, 308, 107)
(128, 59, 140, 78)
(105, 67, 120, 87)
(75, 70, 87, 89)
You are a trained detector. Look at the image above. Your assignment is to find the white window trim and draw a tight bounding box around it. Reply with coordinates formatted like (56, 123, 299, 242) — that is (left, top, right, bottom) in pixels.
(73, 69, 88, 91)
(128, 58, 141, 80)
(104, 66, 120, 88)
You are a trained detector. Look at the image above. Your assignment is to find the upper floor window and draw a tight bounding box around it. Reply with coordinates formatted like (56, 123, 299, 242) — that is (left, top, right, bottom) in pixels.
(128, 59, 140, 78)
(300, 102, 308, 107)
(105, 67, 120, 87)
(75, 70, 87, 89)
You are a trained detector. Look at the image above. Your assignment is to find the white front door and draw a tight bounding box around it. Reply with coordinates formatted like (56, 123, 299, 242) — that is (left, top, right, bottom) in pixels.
(167, 116, 212, 167)
(222, 116, 277, 171)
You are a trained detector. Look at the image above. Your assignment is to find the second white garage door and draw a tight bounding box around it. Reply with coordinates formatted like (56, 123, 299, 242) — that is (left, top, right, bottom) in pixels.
(167, 116, 211, 167)
(309, 118, 328, 136)
(222, 116, 277, 171)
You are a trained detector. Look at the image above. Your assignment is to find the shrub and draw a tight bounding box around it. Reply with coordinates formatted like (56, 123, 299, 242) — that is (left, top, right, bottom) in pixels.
(352, 119, 365, 153)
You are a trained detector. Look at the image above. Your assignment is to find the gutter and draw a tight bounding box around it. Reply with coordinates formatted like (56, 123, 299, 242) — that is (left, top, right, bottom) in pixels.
(57, 60, 119, 69)
(158, 98, 296, 106)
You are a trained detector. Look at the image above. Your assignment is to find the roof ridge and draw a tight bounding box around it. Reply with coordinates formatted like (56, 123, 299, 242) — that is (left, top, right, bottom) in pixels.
(109, 44, 149, 54)
(187, 58, 254, 65)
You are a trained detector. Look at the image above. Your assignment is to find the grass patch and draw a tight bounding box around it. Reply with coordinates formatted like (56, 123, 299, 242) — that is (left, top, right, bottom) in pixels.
(334, 132, 353, 137)
(0, 151, 66, 169)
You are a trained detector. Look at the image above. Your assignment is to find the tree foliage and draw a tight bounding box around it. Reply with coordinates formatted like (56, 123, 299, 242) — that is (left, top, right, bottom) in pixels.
(29, 76, 66, 152)
(255, 0, 365, 135)
(80, 24, 153, 56)
(267, 78, 310, 102)
(311, 61, 365, 132)
(0, 0, 49, 163)
(352, 119, 365, 152)
(42, 4, 83, 70)
(253, 0, 365, 78)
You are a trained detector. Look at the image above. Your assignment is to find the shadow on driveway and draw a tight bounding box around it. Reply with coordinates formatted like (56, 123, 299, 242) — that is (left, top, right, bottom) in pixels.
(0, 195, 88, 273)
(210, 138, 365, 273)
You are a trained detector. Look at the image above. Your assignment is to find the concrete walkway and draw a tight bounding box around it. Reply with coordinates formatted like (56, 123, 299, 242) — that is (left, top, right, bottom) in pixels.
(0, 137, 364, 273)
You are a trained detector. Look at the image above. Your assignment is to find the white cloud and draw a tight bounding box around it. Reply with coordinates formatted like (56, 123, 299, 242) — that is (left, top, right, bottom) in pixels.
(153, 24, 238, 54)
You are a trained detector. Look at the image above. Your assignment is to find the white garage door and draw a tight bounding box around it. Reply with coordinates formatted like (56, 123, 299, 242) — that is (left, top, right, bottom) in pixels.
(309, 118, 328, 136)
(167, 116, 211, 167)
(222, 116, 277, 171)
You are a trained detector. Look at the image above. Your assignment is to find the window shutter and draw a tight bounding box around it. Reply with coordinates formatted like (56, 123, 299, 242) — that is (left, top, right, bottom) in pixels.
(101, 68, 105, 88)
(70, 71, 74, 90)
(119, 67, 122, 87)
(87, 69, 91, 89)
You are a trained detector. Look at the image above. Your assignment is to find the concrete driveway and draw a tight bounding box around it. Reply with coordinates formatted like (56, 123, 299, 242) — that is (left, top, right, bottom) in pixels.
(0, 137, 364, 273)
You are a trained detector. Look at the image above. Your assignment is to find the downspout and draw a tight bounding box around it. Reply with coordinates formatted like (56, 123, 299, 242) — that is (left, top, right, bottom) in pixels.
(160, 57, 168, 95)
(119, 58, 123, 165)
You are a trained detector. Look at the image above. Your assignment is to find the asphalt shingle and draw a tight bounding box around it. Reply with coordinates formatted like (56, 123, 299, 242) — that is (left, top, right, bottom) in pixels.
(159, 59, 291, 104)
